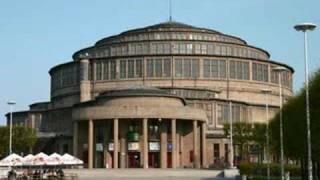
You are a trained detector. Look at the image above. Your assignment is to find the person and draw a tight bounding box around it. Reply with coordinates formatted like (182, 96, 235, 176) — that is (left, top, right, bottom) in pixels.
(8, 168, 17, 180)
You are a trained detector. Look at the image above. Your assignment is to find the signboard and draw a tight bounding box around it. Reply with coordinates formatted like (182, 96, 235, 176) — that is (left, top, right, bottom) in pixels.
(128, 142, 140, 151)
(167, 143, 172, 152)
(96, 143, 103, 152)
(149, 142, 160, 151)
(108, 143, 114, 151)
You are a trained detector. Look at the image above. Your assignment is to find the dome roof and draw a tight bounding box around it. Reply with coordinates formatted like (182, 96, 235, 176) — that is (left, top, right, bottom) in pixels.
(94, 21, 246, 46)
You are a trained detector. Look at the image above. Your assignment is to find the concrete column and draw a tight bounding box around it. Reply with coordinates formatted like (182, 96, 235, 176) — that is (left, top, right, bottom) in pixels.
(160, 121, 167, 168)
(143, 118, 148, 169)
(73, 121, 78, 157)
(201, 122, 207, 168)
(193, 120, 200, 168)
(88, 119, 93, 169)
(171, 119, 177, 168)
(113, 118, 119, 169)
(176, 132, 180, 167)
(80, 59, 91, 102)
(120, 137, 126, 168)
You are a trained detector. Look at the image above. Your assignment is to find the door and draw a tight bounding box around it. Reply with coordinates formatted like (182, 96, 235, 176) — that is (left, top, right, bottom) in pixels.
(167, 152, 172, 168)
(128, 152, 140, 168)
(148, 152, 160, 168)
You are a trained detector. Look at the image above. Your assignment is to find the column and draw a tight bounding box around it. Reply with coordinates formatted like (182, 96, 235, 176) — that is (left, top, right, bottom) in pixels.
(143, 118, 148, 169)
(120, 137, 126, 168)
(193, 120, 200, 168)
(160, 121, 167, 168)
(73, 121, 78, 157)
(80, 59, 91, 102)
(201, 122, 207, 168)
(171, 119, 177, 168)
(113, 118, 119, 169)
(88, 119, 93, 169)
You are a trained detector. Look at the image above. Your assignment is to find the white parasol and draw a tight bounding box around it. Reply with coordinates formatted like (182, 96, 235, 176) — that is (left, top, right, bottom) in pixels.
(32, 152, 50, 166)
(0, 153, 24, 166)
(22, 154, 35, 166)
(47, 153, 63, 165)
(61, 153, 83, 165)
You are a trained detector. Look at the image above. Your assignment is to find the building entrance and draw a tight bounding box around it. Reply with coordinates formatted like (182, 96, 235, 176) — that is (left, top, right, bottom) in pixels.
(148, 152, 160, 168)
(128, 152, 140, 168)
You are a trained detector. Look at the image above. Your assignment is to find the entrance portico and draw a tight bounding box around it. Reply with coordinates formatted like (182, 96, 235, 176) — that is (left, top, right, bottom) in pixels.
(72, 87, 208, 169)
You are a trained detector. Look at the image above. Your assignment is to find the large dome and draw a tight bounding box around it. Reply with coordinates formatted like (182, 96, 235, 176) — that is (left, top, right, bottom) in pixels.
(72, 21, 270, 61)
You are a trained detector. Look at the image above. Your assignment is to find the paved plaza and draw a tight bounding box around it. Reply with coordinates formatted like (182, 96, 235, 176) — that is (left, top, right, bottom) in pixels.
(65, 169, 228, 180)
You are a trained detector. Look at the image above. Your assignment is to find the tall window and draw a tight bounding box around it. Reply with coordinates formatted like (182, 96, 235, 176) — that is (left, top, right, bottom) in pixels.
(203, 59, 226, 78)
(175, 58, 199, 78)
(147, 58, 172, 78)
(253, 63, 268, 82)
(163, 59, 171, 77)
(120, 60, 127, 79)
(217, 103, 228, 126)
(229, 61, 249, 80)
(128, 60, 135, 78)
(95, 62, 102, 80)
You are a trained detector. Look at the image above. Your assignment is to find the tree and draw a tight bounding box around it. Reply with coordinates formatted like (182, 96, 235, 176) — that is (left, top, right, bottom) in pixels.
(270, 69, 320, 179)
(0, 125, 36, 158)
(224, 122, 267, 163)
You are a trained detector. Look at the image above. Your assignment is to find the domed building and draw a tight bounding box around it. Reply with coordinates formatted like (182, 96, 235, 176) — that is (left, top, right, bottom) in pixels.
(7, 21, 293, 169)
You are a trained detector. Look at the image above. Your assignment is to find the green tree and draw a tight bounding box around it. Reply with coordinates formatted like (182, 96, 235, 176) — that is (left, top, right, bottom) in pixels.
(270, 69, 320, 179)
(0, 125, 36, 158)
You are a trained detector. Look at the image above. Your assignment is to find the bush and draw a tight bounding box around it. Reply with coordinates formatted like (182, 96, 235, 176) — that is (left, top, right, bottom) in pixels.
(239, 163, 300, 177)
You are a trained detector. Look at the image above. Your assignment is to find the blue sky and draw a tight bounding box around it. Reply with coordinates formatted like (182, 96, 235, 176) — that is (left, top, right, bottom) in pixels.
(0, 0, 319, 124)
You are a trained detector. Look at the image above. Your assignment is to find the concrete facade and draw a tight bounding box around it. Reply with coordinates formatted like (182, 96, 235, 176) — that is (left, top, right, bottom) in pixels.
(7, 21, 294, 168)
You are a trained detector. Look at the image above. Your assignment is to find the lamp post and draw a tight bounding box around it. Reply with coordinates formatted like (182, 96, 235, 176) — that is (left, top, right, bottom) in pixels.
(294, 22, 317, 180)
(273, 66, 286, 180)
(226, 60, 234, 168)
(261, 88, 272, 180)
(7, 101, 16, 155)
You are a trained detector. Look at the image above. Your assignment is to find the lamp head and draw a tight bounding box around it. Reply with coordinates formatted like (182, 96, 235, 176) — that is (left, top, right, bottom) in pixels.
(7, 101, 16, 105)
(294, 23, 317, 32)
(272, 66, 287, 72)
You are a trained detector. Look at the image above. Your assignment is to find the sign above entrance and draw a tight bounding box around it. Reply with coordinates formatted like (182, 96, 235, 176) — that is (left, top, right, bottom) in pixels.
(149, 142, 160, 151)
(128, 142, 140, 151)
(108, 143, 114, 151)
(96, 143, 103, 152)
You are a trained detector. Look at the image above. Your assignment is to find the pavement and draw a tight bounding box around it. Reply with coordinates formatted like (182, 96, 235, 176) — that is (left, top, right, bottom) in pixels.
(64, 168, 229, 180)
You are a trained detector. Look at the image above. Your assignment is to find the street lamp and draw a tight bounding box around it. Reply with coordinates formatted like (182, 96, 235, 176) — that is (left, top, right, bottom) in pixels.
(7, 101, 16, 155)
(273, 66, 286, 180)
(294, 22, 317, 180)
(261, 88, 272, 180)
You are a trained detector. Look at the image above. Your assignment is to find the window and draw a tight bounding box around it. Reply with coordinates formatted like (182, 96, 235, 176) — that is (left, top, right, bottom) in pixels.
(229, 61, 249, 80)
(191, 59, 199, 78)
(204, 60, 211, 78)
(175, 59, 183, 77)
(214, 144, 220, 162)
(217, 103, 228, 126)
(95, 62, 102, 80)
(183, 59, 191, 77)
(163, 59, 171, 77)
(103, 61, 109, 80)
(120, 60, 127, 79)
(110, 60, 116, 79)
(175, 58, 199, 78)
(253, 63, 269, 82)
(128, 60, 135, 78)
(147, 59, 154, 77)
(135, 59, 142, 78)
(203, 59, 226, 78)
(155, 59, 162, 77)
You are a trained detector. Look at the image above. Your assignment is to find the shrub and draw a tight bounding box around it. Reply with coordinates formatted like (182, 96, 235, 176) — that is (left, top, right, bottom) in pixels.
(239, 163, 300, 177)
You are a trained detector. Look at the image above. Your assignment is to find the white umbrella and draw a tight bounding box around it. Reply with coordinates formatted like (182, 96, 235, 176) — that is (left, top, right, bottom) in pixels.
(0, 153, 23, 167)
(61, 153, 83, 165)
(22, 154, 34, 166)
(33, 152, 50, 166)
(48, 153, 63, 166)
